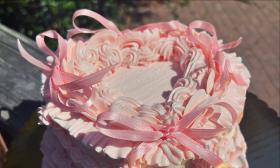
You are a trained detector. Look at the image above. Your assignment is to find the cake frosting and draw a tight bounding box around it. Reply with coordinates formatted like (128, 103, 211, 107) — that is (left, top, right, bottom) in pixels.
(17, 9, 250, 168)
(41, 124, 247, 168)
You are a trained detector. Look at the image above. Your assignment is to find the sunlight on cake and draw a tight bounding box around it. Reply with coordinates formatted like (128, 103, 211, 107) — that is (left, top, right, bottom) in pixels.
(105, 62, 181, 105)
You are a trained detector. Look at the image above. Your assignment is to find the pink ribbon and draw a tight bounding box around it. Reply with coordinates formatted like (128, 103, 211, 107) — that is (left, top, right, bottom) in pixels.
(187, 20, 245, 87)
(36, 30, 67, 65)
(17, 39, 52, 72)
(187, 20, 242, 55)
(96, 93, 237, 167)
(17, 30, 66, 72)
(67, 9, 121, 38)
(17, 30, 113, 114)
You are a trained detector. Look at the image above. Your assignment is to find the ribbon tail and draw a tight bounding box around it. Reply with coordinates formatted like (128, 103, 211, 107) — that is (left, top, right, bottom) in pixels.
(206, 69, 215, 94)
(96, 124, 163, 142)
(184, 128, 226, 140)
(59, 65, 114, 91)
(17, 39, 52, 72)
(219, 37, 242, 51)
(97, 112, 155, 131)
(172, 132, 223, 167)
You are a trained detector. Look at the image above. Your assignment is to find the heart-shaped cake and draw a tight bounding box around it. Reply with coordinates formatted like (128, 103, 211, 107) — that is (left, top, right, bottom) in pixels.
(18, 9, 250, 168)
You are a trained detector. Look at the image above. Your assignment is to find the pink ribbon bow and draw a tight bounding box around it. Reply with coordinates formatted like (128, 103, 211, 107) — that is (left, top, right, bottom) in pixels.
(96, 90, 237, 167)
(186, 20, 245, 87)
(17, 9, 124, 105)
(187, 20, 242, 56)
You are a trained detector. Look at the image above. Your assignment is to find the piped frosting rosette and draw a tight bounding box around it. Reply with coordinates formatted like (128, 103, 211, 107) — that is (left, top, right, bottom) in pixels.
(18, 9, 250, 168)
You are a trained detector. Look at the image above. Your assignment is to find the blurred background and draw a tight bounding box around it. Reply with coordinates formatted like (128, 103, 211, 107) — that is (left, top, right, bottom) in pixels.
(0, 0, 279, 168)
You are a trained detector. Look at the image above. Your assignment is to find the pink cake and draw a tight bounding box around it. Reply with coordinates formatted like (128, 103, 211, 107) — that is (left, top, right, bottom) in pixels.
(18, 9, 250, 168)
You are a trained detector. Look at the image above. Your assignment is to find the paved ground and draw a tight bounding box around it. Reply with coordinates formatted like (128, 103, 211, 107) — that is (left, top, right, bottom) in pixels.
(132, 0, 280, 113)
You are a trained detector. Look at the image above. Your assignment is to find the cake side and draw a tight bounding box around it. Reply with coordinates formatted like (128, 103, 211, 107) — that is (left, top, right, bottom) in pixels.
(40, 124, 248, 168)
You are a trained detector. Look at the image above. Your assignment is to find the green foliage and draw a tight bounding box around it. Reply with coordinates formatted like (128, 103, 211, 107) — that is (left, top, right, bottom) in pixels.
(0, 0, 195, 41)
(0, 0, 136, 38)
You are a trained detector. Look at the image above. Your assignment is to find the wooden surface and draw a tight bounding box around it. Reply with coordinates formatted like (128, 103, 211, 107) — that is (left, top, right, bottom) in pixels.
(0, 24, 44, 142)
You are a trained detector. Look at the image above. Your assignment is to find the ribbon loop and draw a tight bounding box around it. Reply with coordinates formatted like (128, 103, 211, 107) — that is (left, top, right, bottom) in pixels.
(175, 89, 238, 131)
(17, 30, 66, 72)
(187, 20, 221, 60)
(187, 20, 242, 56)
(69, 9, 121, 37)
(36, 30, 67, 65)
(188, 20, 217, 39)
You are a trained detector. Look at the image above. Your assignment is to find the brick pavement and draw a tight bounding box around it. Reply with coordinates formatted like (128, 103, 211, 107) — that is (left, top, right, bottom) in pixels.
(133, 0, 280, 113)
